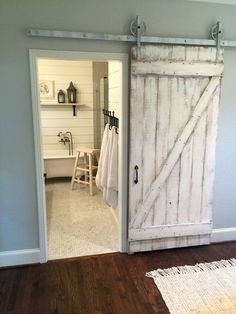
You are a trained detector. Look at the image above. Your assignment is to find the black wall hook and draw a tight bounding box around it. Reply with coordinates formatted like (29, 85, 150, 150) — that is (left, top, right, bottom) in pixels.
(103, 109, 119, 132)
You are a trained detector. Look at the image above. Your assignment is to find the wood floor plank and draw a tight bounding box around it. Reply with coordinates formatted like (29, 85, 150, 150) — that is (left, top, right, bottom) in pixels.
(0, 242, 235, 314)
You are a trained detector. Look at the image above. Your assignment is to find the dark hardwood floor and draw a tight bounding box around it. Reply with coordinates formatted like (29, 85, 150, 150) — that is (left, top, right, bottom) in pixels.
(0, 242, 236, 314)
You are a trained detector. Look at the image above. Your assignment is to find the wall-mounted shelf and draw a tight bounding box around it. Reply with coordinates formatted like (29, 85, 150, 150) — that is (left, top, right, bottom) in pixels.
(40, 103, 79, 116)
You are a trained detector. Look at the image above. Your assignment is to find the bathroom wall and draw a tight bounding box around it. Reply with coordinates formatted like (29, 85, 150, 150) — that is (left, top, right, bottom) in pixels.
(108, 61, 122, 120)
(92, 62, 108, 148)
(38, 59, 94, 152)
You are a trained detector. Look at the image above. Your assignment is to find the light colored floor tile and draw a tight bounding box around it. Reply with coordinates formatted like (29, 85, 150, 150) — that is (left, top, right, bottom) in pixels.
(46, 179, 118, 260)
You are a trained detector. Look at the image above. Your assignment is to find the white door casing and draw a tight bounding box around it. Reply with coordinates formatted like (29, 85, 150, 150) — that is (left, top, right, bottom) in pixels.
(128, 45, 224, 253)
(29, 50, 129, 262)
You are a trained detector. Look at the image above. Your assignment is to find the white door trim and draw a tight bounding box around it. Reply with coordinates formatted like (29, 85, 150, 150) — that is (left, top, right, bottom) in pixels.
(29, 49, 129, 262)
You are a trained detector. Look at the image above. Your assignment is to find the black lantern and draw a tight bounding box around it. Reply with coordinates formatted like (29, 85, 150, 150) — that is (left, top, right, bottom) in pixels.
(67, 81, 77, 103)
(57, 89, 65, 103)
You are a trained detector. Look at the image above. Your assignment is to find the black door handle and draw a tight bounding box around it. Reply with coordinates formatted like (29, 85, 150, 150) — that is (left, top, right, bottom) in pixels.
(134, 165, 139, 184)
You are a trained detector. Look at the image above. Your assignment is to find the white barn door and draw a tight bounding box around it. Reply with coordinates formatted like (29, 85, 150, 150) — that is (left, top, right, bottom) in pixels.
(128, 45, 224, 253)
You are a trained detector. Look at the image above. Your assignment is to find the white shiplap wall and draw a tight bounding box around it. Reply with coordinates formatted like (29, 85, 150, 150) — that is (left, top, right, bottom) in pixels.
(38, 59, 94, 153)
(108, 61, 122, 120)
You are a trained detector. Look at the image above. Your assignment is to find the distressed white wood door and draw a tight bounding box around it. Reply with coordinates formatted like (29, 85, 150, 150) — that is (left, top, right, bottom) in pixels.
(129, 45, 224, 253)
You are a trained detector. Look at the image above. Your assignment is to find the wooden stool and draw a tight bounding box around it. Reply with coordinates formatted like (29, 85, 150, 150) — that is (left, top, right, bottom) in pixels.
(71, 147, 100, 195)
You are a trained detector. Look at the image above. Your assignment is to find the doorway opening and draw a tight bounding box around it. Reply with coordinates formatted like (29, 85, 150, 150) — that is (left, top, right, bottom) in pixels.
(29, 50, 128, 262)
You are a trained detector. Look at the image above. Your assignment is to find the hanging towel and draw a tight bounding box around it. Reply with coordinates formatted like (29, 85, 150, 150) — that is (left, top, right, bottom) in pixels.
(105, 126, 118, 209)
(96, 124, 109, 190)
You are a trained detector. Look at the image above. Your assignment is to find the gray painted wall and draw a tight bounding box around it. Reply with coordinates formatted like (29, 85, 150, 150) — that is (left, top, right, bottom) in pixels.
(1, 0, 236, 251)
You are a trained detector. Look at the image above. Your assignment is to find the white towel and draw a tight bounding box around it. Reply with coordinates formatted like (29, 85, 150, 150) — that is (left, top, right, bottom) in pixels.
(105, 126, 118, 209)
(95, 124, 109, 190)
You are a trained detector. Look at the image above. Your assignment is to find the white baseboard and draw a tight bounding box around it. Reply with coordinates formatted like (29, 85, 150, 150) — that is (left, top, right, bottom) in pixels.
(0, 248, 40, 267)
(0, 228, 234, 268)
(211, 227, 236, 243)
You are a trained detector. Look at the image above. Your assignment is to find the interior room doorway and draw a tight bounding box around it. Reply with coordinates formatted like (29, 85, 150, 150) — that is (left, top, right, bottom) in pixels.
(29, 50, 128, 262)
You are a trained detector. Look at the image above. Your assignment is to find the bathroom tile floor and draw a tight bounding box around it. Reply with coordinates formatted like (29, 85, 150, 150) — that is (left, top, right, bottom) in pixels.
(45, 178, 119, 260)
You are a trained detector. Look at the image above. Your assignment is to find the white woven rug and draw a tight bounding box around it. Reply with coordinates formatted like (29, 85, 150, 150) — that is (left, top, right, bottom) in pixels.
(147, 259, 236, 314)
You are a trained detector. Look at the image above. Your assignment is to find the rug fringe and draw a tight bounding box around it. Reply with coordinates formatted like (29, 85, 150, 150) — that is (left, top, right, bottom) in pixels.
(146, 258, 236, 279)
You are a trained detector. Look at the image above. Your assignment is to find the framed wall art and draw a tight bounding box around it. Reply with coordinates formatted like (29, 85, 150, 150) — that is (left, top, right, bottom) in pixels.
(39, 80, 55, 99)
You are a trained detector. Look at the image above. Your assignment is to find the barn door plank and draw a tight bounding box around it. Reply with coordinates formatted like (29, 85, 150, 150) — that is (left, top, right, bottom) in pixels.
(188, 78, 208, 224)
(151, 76, 170, 250)
(132, 61, 224, 77)
(165, 77, 182, 226)
(129, 222, 212, 241)
(167, 46, 190, 248)
(202, 84, 220, 222)
(153, 77, 169, 228)
(176, 76, 201, 247)
(177, 79, 197, 222)
(141, 76, 158, 228)
(129, 76, 145, 220)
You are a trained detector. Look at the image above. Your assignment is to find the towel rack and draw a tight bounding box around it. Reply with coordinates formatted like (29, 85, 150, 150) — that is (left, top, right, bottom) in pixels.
(103, 109, 119, 133)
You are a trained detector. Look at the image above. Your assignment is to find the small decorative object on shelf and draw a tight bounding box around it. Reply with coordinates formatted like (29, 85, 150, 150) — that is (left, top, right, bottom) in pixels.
(57, 89, 66, 103)
(67, 81, 77, 103)
(39, 80, 54, 99)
